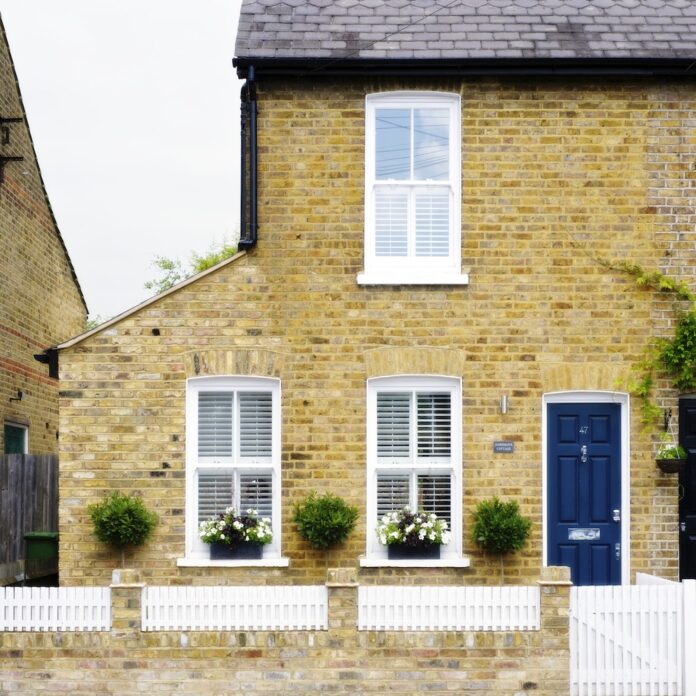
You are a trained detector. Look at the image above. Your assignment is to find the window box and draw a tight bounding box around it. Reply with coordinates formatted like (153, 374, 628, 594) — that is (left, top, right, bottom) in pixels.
(209, 541, 264, 560)
(387, 544, 440, 560)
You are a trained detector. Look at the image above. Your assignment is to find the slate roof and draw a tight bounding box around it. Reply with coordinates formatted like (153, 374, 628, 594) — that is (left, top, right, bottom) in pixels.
(235, 0, 696, 62)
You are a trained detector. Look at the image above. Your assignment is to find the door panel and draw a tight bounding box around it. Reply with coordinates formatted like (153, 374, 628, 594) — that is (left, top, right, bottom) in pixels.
(679, 398, 696, 580)
(547, 403, 621, 586)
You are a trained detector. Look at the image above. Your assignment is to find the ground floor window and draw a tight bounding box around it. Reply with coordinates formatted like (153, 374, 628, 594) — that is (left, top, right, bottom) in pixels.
(366, 376, 462, 558)
(185, 377, 280, 559)
(4, 422, 27, 454)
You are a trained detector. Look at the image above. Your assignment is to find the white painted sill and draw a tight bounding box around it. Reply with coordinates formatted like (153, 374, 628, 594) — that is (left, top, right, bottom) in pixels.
(357, 270, 470, 286)
(359, 555, 470, 569)
(177, 557, 290, 568)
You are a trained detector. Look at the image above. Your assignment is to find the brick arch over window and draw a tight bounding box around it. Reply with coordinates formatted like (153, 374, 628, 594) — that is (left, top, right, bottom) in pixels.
(183, 349, 286, 379)
(364, 347, 466, 379)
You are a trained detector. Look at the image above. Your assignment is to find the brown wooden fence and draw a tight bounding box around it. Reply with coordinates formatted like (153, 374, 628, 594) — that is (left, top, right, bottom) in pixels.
(0, 454, 58, 584)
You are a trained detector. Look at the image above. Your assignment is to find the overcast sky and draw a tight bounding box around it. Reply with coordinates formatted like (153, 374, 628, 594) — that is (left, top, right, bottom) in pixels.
(0, 0, 242, 321)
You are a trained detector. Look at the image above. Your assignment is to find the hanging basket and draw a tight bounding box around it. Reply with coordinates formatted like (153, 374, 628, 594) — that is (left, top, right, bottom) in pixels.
(656, 458, 686, 474)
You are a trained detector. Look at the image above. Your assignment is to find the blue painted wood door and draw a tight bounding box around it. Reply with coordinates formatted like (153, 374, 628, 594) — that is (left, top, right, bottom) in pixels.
(547, 403, 622, 586)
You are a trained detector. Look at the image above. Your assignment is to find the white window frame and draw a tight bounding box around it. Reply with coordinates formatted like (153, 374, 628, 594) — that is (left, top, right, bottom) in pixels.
(183, 376, 282, 563)
(364, 375, 463, 562)
(358, 92, 467, 287)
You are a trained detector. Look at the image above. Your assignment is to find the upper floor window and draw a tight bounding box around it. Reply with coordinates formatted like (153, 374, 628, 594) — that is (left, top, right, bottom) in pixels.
(185, 376, 281, 561)
(359, 93, 466, 286)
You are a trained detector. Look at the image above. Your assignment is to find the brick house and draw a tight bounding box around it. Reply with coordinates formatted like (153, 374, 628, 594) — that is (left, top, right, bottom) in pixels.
(0, 16, 86, 456)
(53, 0, 696, 588)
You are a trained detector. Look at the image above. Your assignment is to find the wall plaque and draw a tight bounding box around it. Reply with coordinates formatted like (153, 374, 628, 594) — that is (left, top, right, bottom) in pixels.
(493, 441, 515, 453)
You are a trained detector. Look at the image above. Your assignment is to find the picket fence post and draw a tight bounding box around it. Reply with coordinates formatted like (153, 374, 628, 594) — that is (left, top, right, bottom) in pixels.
(684, 579, 696, 696)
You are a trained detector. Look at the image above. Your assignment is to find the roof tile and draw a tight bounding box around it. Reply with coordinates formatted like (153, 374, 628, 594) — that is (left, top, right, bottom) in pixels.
(236, 0, 696, 60)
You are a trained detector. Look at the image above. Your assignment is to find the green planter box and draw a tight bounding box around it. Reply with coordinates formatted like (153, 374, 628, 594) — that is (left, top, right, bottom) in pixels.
(24, 531, 58, 561)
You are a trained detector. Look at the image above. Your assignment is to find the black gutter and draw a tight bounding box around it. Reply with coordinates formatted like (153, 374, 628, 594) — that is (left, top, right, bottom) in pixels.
(234, 56, 696, 80)
(238, 65, 258, 251)
(33, 348, 59, 380)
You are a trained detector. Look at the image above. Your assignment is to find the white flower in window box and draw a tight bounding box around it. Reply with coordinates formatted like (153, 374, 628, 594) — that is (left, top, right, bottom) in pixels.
(199, 507, 272, 560)
(376, 507, 451, 559)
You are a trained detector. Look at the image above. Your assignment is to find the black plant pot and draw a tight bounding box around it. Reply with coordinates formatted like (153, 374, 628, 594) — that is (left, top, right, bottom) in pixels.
(209, 541, 263, 560)
(656, 458, 686, 474)
(387, 543, 440, 560)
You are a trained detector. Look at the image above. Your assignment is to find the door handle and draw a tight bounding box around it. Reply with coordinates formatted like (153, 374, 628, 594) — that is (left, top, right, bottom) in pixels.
(580, 445, 588, 463)
(615, 543, 621, 560)
(613, 509, 620, 523)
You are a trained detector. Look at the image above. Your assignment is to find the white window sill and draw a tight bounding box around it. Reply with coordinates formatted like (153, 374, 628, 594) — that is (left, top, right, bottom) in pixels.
(359, 555, 470, 569)
(357, 270, 469, 286)
(177, 557, 290, 568)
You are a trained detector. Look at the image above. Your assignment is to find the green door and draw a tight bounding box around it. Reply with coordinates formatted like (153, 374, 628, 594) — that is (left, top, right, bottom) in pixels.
(4, 423, 26, 453)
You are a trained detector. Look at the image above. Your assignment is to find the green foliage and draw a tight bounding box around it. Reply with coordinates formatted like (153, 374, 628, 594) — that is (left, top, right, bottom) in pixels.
(659, 311, 696, 392)
(656, 443, 687, 460)
(191, 242, 238, 273)
(471, 497, 531, 556)
(293, 491, 358, 550)
(144, 238, 237, 295)
(88, 492, 157, 550)
(600, 259, 696, 303)
(144, 256, 185, 294)
(597, 257, 696, 428)
(84, 315, 104, 331)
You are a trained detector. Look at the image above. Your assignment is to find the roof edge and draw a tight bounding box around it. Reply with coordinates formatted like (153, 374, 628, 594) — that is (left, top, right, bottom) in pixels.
(54, 249, 247, 351)
(234, 56, 696, 79)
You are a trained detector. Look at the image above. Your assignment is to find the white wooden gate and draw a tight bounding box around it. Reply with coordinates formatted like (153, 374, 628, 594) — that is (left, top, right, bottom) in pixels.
(571, 581, 696, 696)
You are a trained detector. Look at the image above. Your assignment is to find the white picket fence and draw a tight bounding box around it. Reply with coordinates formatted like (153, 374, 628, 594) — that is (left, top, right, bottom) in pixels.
(141, 585, 328, 631)
(0, 586, 111, 631)
(358, 585, 540, 631)
(570, 580, 696, 696)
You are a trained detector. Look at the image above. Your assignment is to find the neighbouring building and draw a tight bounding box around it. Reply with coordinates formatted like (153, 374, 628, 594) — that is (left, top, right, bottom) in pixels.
(0, 15, 86, 456)
(53, 0, 696, 588)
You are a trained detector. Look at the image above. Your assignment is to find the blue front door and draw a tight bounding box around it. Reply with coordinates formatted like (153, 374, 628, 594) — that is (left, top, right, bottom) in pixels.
(547, 402, 622, 586)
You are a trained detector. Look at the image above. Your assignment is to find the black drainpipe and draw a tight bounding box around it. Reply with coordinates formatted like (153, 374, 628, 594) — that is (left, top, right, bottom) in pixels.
(238, 65, 258, 251)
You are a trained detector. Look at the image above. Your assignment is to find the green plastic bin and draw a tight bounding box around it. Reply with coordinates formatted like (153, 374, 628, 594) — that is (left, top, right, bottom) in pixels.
(24, 531, 58, 561)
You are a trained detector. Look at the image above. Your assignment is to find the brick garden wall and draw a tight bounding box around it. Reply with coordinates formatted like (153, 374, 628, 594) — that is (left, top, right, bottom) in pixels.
(0, 568, 571, 695)
(0, 19, 86, 455)
(57, 78, 696, 585)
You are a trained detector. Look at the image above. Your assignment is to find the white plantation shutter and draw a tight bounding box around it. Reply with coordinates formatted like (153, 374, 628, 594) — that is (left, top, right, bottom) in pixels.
(417, 393, 451, 458)
(239, 473, 273, 519)
(375, 189, 408, 257)
(377, 393, 411, 458)
(197, 471, 234, 522)
(239, 392, 273, 458)
(376, 474, 410, 517)
(417, 473, 452, 525)
(198, 392, 233, 458)
(415, 190, 449, 257)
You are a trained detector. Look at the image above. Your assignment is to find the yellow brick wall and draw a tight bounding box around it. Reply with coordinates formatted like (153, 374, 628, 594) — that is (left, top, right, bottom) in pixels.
(0, 20, 86, 454)
(58, 78, 695, 585)
(0, 568, 571, 695)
